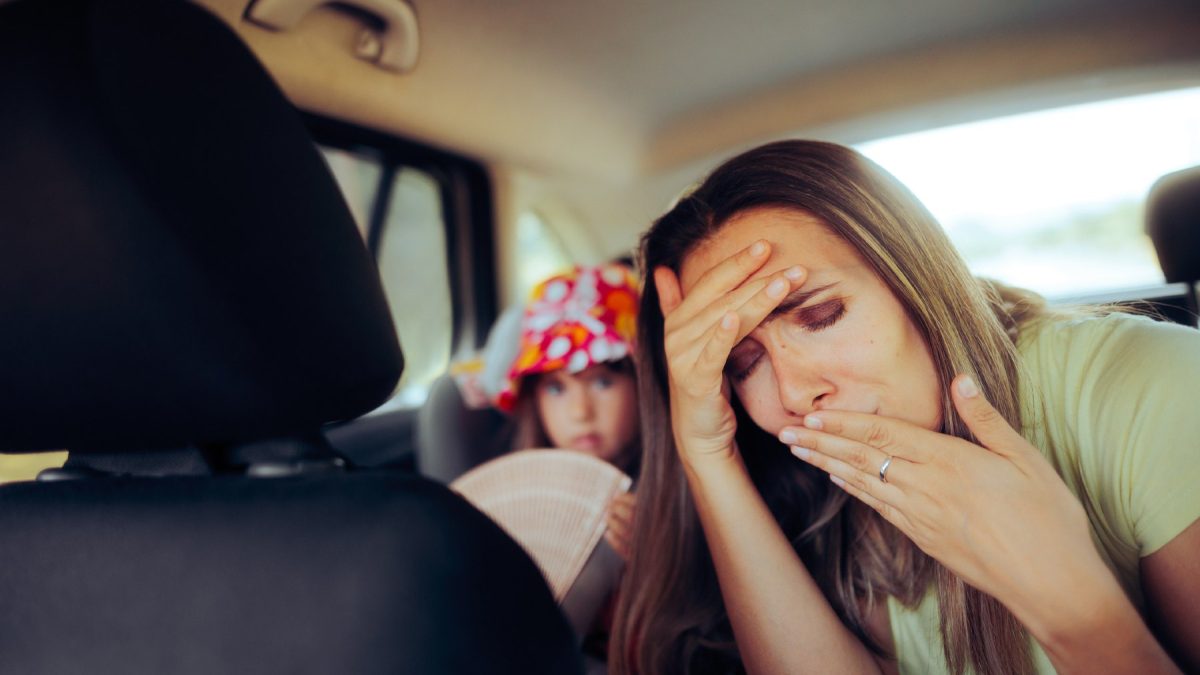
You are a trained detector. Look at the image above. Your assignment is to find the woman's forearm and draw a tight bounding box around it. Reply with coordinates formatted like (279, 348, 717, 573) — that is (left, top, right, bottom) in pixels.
(683, 451, 882, 675)
(1021, 573, 1181, 675)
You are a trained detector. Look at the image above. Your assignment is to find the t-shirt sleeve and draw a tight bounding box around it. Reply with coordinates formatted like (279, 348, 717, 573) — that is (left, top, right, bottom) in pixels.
(1069, 315, 1200, 556)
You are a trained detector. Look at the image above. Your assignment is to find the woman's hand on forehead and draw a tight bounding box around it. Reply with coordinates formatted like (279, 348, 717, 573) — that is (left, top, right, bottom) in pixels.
(659, 241, 807, 348)
(654, 240, 806, 463)
(677, 237, 788, 294)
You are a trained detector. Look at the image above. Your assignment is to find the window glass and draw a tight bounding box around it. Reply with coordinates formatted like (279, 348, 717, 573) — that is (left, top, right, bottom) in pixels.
(317, 146, 382, 238)
(856, 86, 1200, 298)
(514, 209, 572, 301)
(375, 167, 453, 408)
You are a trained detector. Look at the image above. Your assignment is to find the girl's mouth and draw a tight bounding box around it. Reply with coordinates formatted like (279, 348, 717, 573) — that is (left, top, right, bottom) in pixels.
(571, 433, 602, 452)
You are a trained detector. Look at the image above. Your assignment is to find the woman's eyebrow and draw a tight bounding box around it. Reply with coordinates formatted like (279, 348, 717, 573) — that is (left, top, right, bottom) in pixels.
(766, 282, 837, 320)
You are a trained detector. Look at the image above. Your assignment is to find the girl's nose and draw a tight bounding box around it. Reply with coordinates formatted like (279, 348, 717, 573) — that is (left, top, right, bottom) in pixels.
(567, 386, 594, 421)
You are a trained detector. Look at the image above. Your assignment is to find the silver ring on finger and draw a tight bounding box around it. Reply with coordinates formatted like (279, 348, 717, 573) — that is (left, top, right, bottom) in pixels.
(879, 456, 894, 484)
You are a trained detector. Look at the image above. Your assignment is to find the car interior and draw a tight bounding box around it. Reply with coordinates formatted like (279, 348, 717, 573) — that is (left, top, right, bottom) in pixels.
(0, 0, 578, 672)
(1, 0, 1198, 672)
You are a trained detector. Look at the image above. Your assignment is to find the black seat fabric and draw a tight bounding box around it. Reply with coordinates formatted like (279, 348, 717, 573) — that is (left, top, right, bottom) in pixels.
(0, 0, 400, 453)
(0, 0, 580, 672)
(0, 474, 579, 675)
(1147, 165, 1200, 284)
(326, 408, 422, 471)
(416, 373, 511, 483)
(1146, 165, 1200, 323)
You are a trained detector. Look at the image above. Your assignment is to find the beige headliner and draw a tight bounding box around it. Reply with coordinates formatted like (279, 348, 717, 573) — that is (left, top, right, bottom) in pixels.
(194, 0, 1200, 301)
(197, 0, 1200, 180)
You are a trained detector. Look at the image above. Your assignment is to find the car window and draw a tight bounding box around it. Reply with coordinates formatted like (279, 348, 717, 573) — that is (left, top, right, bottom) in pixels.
(856, 86, 1200, 298)
(318, 143, 457, 410)
(376, 168, 454, 407)
(513, 209, 572, 302)
(318, 146, 383, 238)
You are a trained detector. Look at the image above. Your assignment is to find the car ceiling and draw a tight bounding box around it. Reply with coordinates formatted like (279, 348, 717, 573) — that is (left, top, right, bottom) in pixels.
(199, 0, 1200, 182)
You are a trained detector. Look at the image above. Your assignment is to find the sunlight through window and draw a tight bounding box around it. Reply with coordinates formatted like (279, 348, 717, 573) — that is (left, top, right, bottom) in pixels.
(857, 87, 1200, 298)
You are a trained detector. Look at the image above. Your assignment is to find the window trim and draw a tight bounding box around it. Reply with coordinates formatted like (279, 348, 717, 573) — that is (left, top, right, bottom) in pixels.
(303, 112, 498, 361)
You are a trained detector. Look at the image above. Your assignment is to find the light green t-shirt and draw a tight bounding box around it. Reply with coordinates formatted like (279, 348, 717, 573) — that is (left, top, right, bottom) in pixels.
(889, 313, 1200, 674)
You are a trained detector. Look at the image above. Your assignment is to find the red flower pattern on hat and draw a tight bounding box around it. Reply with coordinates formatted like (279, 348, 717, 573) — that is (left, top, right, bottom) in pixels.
(494, 263, 639, 412)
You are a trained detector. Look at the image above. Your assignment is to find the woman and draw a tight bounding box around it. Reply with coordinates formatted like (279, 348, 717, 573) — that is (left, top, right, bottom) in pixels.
(610, 140, 1199, 674)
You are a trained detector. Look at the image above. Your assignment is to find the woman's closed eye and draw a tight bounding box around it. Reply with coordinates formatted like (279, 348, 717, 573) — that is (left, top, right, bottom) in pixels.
(795, 299, 845, 331)
(726, 342, 765, 383)
(724, 300, 846, 382)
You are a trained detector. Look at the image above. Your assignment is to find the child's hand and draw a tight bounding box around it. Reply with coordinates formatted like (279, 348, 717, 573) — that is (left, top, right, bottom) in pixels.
(604, 492, 637, 561)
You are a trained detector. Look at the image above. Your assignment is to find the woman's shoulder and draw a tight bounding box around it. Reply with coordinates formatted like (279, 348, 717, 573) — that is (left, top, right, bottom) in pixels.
(1017, 311, 1200, 566)
(1018, 311, 1200, 377)
(1016, 310, 1200, 425)
(1020, 308, 1193, 342)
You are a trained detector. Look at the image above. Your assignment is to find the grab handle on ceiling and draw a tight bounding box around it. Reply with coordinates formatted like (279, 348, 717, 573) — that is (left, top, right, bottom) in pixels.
(246, 0, 419, 73)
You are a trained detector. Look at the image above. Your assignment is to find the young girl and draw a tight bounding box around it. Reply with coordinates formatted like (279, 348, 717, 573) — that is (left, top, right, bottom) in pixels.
(494, 263, 642, 668)
(611, 141, 1200, 674)
(496, 262, 641, 476)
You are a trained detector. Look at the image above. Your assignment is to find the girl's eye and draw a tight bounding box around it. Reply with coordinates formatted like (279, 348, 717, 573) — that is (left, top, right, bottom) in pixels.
(796, 300, 845, 331)
(591, 375, 614, 390)
(542, 380, 565, 396)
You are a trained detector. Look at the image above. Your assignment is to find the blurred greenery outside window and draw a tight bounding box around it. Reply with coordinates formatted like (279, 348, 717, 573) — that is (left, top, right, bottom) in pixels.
(318, 146, 452, 409)
(513, 209, 572, 302)
(855, 86, 1200, 299)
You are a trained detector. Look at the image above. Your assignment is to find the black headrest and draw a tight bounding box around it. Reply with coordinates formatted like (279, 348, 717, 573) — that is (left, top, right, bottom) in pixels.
(1146, 165, 1200, 283)
(0, 0, 402, 454)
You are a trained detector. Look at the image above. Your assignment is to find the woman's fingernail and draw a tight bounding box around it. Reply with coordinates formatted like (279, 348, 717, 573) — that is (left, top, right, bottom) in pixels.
(767, 279, 787, 297)
(784, 266, 803, 281)
(830, 475, 846, 488)
(721, 312, 736, 330)
(957, 376, 979, 398)
(803, 415, 822, 430)
(750, 241, 767, 256)
(791, 446, 811, 460)
(779, 429, 798, 444)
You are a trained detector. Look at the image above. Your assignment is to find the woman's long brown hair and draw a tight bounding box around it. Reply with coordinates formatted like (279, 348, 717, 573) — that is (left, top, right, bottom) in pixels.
(609, 140, 1034, 675)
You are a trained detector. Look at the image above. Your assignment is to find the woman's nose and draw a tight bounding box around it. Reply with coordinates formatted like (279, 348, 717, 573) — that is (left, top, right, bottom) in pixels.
(769, 348, 832, 418)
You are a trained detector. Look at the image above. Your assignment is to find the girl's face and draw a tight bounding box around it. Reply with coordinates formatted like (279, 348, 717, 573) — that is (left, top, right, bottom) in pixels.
(535, 362, 639, 464)
(677, 206, 942, 437)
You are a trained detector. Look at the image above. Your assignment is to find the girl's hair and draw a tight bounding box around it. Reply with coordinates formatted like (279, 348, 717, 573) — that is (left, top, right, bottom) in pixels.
(610, 140, 1038, 675)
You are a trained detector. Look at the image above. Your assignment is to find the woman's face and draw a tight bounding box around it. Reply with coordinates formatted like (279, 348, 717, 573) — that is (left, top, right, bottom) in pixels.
(677, 206, 942, 437)
(535, 362, 639, 465)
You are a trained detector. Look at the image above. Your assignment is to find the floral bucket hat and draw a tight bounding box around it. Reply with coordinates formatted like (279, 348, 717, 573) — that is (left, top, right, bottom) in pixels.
(493, 263, 639, 412)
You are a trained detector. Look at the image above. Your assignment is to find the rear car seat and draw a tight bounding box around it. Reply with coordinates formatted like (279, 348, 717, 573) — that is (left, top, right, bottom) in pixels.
(416, 372, 511, 483)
